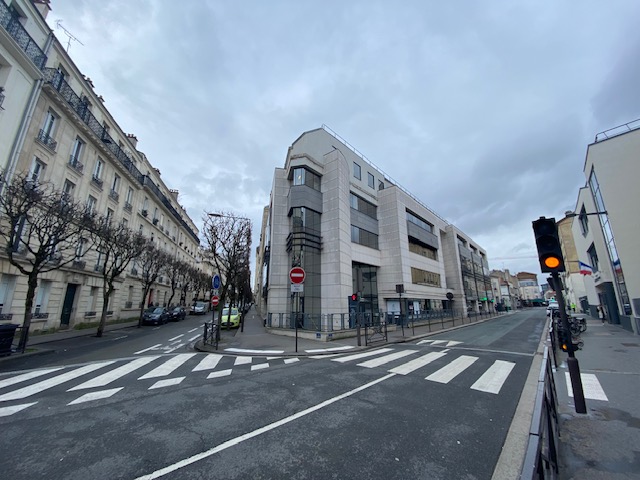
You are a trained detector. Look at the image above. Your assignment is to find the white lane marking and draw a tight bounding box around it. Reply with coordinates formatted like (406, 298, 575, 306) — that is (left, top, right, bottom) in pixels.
(189, 335, 200, 342)
(429, 340, 447, 346)
(305, 346, 354, 353)
(0, 402, 37, 417)
(251, 364, 269, 371)
(470, 360, 515, 394)
(331, 348, 394, 363)
(416, 340, 433, 345)
(192, 354, 223, 372)
(138, 354, 197, 380)
(309, 354, 343, 359)
(284, 358, 299, 364)
(426, 355, 478, 384)
(111, 335, 128, 341)
(446, 341, 463, 347)
(389, 351, 448, 375)
(133, 373, 396, 480)
(266, 357, 282, 360)
(565, 373, 608, 401)
(67, 387, 123, 405)
(149, 377, 185, 390)
(225, 348, 285, 355)
(234, 356, 252, 366)
(0, 367, 64, 390)
(207, 369, 232, 379)
(187, 328, 199, 333)
(165, 343, 185, 354)
(69, 356, 160, 391)
(0, 362, 115, 402)
(134, 344, 162, 355)
(357, 350, 417, 369)
(169, 334, 184, 342)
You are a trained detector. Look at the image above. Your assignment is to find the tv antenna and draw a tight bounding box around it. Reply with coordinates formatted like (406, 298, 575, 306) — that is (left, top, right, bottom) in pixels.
(55, 20, 84, 52)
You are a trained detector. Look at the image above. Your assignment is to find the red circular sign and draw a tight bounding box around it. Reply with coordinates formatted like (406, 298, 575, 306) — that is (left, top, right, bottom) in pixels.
(211, 295, 219, 306)
(289, 267, 306, 284)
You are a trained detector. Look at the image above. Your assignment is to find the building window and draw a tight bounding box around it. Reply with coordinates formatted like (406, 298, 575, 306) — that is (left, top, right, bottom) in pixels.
(291, 207, 321, 232)
(408, 238, 437, 260)
(379, 180, 385, 191)
(34, 280, 51, 315)
(29, 157, 46, 183)
(94, 158, 104, 180)
(111, 174, 121, 194)
(63, 179, 75, 198)
(407, 210, 433, 233)
(411, 267, 442, 287)
(587, 243, 599, 273)
(350, 193, 377, 219)
(578, 206, 588, 235)
(353, 162, 361, 180)
(126, 187, 134, 205)
(367, 172, 375, 189)
(292, 167, 321, 191)
(351, 225, 378, 249)
(70, 137, 84, 162)
(106, 208, 114, 224)
(86, 195, 97, 213)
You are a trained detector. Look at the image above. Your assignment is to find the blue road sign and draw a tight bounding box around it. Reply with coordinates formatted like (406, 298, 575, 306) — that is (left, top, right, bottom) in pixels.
(212, 274, 221, 290)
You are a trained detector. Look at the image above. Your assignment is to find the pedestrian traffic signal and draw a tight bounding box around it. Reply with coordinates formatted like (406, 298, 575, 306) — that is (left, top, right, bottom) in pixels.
(351, 293, 358, 301)
(532, 217, 565, 273)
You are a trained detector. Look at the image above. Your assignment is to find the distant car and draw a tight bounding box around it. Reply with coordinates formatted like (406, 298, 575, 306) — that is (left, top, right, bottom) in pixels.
(169, 306, 186, 322)
(220, 307, 240, 328)
(546, 302, 559, 316)
(142, 307, 170, 325)
(190, 301, 207, 315)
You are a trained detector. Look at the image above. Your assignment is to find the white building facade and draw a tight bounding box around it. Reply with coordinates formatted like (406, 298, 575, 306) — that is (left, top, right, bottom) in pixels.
(258, 127, 492, 329)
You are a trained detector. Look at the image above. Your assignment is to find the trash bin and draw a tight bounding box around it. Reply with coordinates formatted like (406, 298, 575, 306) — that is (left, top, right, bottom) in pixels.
(0, 324, 19, 356)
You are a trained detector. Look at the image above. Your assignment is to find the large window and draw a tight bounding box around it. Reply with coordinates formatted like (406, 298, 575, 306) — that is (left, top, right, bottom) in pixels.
(408, 238, 437, 260)
(411, 267, 441, 287)
(587, 243, 599, 273)
(350, 193, 377, 219)
(406, 210, 433, 233)
(291, 207, 321, 233)
(353, 162, 361, 180)
(578, 206, 588, 235)
(367, 172, 375, 188)
(292, 167, 320, 191)
(351, 225, 378, 249)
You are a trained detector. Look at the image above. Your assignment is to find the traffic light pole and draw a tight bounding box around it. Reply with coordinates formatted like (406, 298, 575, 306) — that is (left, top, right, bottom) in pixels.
(552, 272, 587, 414)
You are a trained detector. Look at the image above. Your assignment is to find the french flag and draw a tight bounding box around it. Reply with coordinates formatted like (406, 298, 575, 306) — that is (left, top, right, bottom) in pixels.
(579, 261, 593, 275)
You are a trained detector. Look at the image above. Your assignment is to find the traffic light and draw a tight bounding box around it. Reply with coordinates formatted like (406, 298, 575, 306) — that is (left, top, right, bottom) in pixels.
(556, 322, 574, 353)
(351, 293, 358, 301)
(532, 217, 565, 273)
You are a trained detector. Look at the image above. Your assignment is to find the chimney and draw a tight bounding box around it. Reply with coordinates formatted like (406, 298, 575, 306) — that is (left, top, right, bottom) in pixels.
(33, 0, 51, 20)
(126, 133, 138, 149)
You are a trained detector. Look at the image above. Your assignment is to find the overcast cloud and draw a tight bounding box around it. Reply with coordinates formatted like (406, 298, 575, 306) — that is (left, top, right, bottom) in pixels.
(46, 0, 640, 281)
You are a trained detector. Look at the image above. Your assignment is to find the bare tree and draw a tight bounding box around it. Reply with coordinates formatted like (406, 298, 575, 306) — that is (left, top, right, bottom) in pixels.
(202, 213, 252, 338)
(164, 257, 189, 307)
(136, 242, 169, 327)
(90, 216, 146, 337)
(0, 174, 94, 350)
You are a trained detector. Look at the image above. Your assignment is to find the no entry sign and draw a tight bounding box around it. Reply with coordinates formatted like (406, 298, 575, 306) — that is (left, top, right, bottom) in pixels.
(211, 295, 219, 307)
(289, 267, 306, 284)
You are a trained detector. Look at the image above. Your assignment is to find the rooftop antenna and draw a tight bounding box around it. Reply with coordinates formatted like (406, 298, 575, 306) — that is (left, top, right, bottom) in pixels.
(55, 20, 84, 52)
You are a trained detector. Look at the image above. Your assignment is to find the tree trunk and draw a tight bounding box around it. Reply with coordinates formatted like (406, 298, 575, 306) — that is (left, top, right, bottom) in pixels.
(167, 289, 176, 308)
(97, 284, 112, 337)
(17, 274, 38, 352)
(138, 286, 150, 328)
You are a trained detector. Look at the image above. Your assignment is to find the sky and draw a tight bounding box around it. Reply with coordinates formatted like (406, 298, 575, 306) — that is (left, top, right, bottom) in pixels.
(45, 0, 640, 284)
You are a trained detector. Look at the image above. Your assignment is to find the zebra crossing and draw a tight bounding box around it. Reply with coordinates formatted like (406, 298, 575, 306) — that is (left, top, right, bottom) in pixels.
(0, 353, 300, 417)
(324, 347, 517, 395)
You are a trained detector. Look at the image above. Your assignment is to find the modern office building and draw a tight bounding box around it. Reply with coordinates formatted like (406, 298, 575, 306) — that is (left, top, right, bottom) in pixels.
(257, 126, 492, 327)
(0, 0, 201, 332)
(567, 119, 640, 334)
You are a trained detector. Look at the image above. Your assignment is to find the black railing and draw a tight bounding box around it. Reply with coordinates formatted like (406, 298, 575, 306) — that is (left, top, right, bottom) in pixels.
(0, 1, 47, 69)
(91, 175, 103, 188)
(84, 311, 96, 317)
(203, 321, 218, 350)
(37, 129, 58, 151)
(32, 312, 49, 319)
(72, 260, 86, 270)
(124, 202, 132, 212)
(108, 189, 119, 202)
(68, 155, 84, 173)
(42, 67, 200, 244)
(124, 301, 132, 309)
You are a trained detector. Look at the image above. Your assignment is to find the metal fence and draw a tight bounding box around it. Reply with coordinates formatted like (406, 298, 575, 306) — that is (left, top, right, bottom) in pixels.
(202, 321, 218, 350)
(520, 346, 559, 479)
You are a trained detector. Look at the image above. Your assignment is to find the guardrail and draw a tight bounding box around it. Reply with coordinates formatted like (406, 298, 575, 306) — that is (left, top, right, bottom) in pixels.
(202, 321, 218, 350)
(520, 346, 559, 478)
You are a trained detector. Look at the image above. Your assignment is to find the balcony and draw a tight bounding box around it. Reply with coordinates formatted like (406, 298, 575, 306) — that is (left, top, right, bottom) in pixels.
(108, 189, 120, 202)
(0, 2, 47, 70)
(32, 312, 49, 320)
(152, 218, 159, 226)
(84, 311, 96, 318)
(72, 260, 86, 270)
(91, 175, 104, 189)
(37, 129, 58, 152)
(124, 202, 132, 213)
(68, 155, 84, 174)
(125, 301, 133, 309)
(94, 263, 104, 273)
(141, 209, 148, 217)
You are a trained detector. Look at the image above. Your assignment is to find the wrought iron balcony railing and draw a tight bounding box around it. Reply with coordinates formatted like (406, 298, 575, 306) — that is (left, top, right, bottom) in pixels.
(37, 129, 58, 151)
(68, 155, 84, 173)
(125, 301, 133, 309)
(124, 201, 132, 212)
(0, 2, 47, 69)
(108, 189, 119, 202)
(72, 260, 86, 270)
(91, 175, 103, 188)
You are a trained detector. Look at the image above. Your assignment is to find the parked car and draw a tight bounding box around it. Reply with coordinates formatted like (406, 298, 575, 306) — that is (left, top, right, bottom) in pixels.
(220, 307, 240, 328)
(169, 306, 186, 322)
(546, 302, 559, 316)
(142, 307, 170, 325)
(190, 301, 207, 315)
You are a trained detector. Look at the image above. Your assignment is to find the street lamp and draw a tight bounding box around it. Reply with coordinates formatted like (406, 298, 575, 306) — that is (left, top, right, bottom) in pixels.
(564, 210, 607, 218)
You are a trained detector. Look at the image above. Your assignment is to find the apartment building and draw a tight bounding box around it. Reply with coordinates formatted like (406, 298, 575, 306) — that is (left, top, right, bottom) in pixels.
(257, 126, 492, 326)
(516, 272, 542, 306)
(0, 0, 201, 332)
(567, 119, 640, 334)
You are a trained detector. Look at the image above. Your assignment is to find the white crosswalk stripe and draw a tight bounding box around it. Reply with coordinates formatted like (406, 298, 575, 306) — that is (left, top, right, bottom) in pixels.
(332, 348, 394, 363)
(234, 356, 252, 366)
(0, 367, 64, 390)
(389, 351, 448, 375)
(67, 388, 123, 405)
(470, 360, 515, 394)
(0, 402, 38, 417)
(138, 353, 197, 380)
(426, 355, 478, 384)
(565, 373, 608, 401)
(69, 356, 159, 391)
(357, 350, 417, 368)
(191, 354, 223, 372)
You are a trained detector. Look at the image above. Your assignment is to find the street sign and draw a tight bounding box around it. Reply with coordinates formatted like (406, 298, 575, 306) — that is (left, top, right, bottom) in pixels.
(289, 267, 306, 284)
(212, 274, 221, 290)
(291, 284, 303, 293)
(211, 295, 219, 307)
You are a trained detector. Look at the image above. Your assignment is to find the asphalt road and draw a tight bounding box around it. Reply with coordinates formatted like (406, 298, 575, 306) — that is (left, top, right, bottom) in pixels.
(0, 310, 546, 479)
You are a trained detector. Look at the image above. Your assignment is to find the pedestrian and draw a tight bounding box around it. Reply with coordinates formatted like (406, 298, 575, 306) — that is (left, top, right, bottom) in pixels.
(571, 303, 576, 313)
(598, 305, 605, 323)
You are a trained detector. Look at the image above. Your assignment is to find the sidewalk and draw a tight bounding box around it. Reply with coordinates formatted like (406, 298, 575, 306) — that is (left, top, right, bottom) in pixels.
(197, 306, 501, 355)
(554, 317, 640, 479)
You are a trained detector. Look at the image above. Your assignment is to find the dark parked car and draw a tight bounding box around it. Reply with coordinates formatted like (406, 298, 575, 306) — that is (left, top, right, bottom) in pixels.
(142, 307, 170, 325)
(169, 306, 186, 322)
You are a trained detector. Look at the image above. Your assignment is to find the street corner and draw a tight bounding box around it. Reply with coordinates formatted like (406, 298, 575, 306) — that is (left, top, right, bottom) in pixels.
(0, 346, 55, 370)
